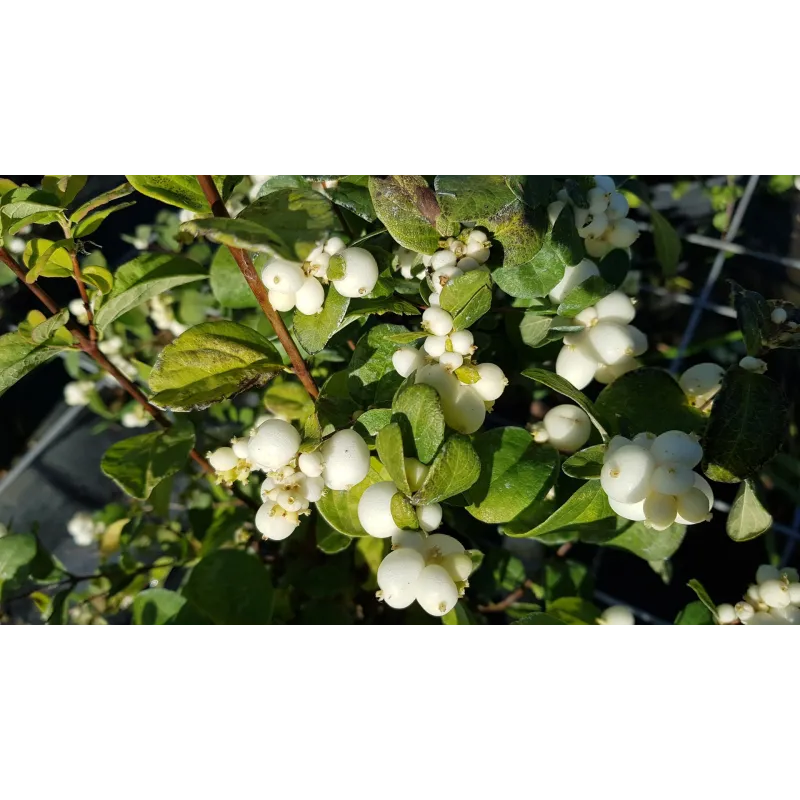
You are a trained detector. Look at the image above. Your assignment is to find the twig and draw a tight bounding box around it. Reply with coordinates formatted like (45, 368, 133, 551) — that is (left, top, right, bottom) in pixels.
(195, 175, 319, 399)
(1, 246, 258, 510)
(478, 580, 534, 613)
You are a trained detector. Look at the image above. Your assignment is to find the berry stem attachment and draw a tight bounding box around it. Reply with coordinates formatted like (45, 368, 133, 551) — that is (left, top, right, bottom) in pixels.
(1, 245, 258, 510)
(69, 248, 97, 342)
(195, 175, 319, 399)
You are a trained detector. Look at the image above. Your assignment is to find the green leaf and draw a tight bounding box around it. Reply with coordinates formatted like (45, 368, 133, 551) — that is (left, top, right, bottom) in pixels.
(545, 559, 593, 603)
(702, 367, 788, 482)
(31, 308, 69, 344)
(583, 519, 686, 561)
(316, 519, 353, 554)
(73, 201, 136, 237)
(376, 422, 411, 495)
(730, 281, 771, 356)
(727, 479, 772, 541)
(442, 603, 474, 625)
(353, 408, 393, 437)
(650, 206, 681, 277)
(598, 249, 630, 287)
(547, 596, 601, 625)
(557, 275, 614, 317)
(82, 265, 114, 294)
(127, 175, 210, 213)
(505, 176, 554, 209)
(264, 380, 313, 422)
(133, 589, 187, 624)
(466, 427, 559, 523)
(511, 612, 566, 625)
(687, 579, 716, 614)
(484, 201, 547, 267)
(439, 270, 493, 331)
(369, 176, 441, 254)
(209, 246, 259, 309)
(413, 434, 480, 505)
(675, 600, 714, 625)
(238, 188, 339, 261)
(506, 480, 614, 538)
(390, 492, 419, 529)
(293, 285, 350, 354)
(101, 422, 195, 499)
(200, 506, 253, 556)
(519, 312, 554, 348)
(347, 323, 407, 406)
(0, 533, 38, 596)
(339, 296, 421, 329)
(22, 237, 74, 280)
(316, 458, 390, 537)
(182, 216, 284, 253)
(148, 321, 284, 411)
(328, 175, 376, 221)
(492, 204, 581, 295)
(42, 175, 87, 206)
(434, 175, 517, 221)
(521, 367, 608, 439)
(595, 367, 705, 437)
(562, 444, 605, 479)
(182, 550, 274, 625)
(0, 331, 67, 398)
(70, 182, 134, 223)
(94, 253, 207, 331)
(391, 383, 445, 465)
(1, 200, 66, 235)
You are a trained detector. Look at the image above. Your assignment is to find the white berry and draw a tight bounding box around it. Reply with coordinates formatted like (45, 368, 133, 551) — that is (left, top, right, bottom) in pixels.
(298, 450, 324, 478)
(320, 429, 370, 491)
(601, 445, 655, 503)
(650, 431, 702, 468)
(416, 502, 443, 533)
(651, 463, 695, 496)
(679, 363, 725, 406)
(294, 276, 325, 315)
(268, 289, 296, 312)
(473, 363, 507, 402)
(771, 307, 788, 324)
(443, 552, 473, 582)
(594, 291, 636, 325)
(247, 419, 301, 471)
(556, 340, 599, 390)
(262, 259, 304, 293)
(422, 307, 454, 336)
(739, 356, 767, 374)
(759, 579, 791, 609)
(423, 334, 448, 359)
(378, 548, 426, 609)
(415, 564, 459, 616)
(255, 501, 299, 541)
(715, 604, 737, 624)
(358, 482, 404, 539)
(393, 347, 425, 377)
(208, 446, 239, 472)
(449, 330, 474, 356)
(542, 404, 591, 453)
(600, 605, 635, 625)
(548, 259, 600, 304)
(332, 247, 379, 298)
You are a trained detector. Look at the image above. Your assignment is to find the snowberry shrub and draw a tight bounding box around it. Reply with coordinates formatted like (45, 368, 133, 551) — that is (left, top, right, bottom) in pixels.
(0, 174, 796, 625)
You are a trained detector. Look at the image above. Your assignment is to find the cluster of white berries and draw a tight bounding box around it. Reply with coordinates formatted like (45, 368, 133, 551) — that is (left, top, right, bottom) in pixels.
(598, 605, 635, 625)
(68, 297, 90, 326)
(260, 238, 379, 315)
(553, 267, 647, 390)
(67, 511, 104, 547)
(121, 404, 150, 429)
(64, 379, 94, 407)
(392, 310, 507, 434)
(377, 531, 476, 617)
(149, 294, 188, 338)
(601, 430, 714, 530)
(207, 420, 371, 542)
(716, 565, 800, 625)
(532, 404, 592, 453)
(548, 176, 639, 259)
(679, 362, 725, 409)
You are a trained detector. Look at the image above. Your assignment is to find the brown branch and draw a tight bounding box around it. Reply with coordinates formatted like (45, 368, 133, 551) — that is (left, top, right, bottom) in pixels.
(69, 249, 97, 342)
(478, 580, 534, 613)
(1, 246, 258, 510)
(195, 175, 319, 399)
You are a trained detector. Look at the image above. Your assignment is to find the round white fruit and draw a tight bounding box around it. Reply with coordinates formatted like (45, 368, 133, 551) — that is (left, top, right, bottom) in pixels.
(208, 446, 239, 472)
(439, 351, 463, 371)
(601, 605, 635, 625)
(643, 492, 678, 530)
(601, 445, 655, 503)
(298, 450, 324, 478)
(548, 259, 600, 303)
(268, 289, 297, 312)
(416, 502, 442, 533)
(556, 340, 598, 390)
(298, 475, 324, 503)
(357, 482, 404, 539)
(247, 419, 301, 471)
(586, 321, 636, 366)
(759, 579, 791, 609)
(650, 463, 695, 496)
(650, 431, 703, 468)
(423, 335, 448, 359)
(594, 291, 636, 325)
(255, 501, 299, 541)
(473, 363, 507, 402)
(231, 438, 250, 460)
(415, 564, 459, 616)
(675, 487, 712, 525)
(331, 248, 379, 298)
(755, 564, 780, 584)
(715, 603, 737, 624)
(320, 429, 370, 491)
(393, 347, 425, 377)
(294, 276, 325, 315)
(449, 330, 474, 356)
(262, 259, 305, 293)
(771, 307, 788, 324)
(679, 363, 724, 406)
(542, 404, 592, 453)
(377, 547, 425, 609)
(607, 218, 639, 249)
(443, 552, 473, 583)
(422, 307, 454, 336)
